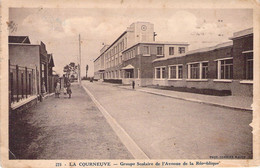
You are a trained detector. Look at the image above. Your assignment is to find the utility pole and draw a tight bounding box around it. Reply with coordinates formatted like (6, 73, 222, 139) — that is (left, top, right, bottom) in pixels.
(78, 34, 81, 85)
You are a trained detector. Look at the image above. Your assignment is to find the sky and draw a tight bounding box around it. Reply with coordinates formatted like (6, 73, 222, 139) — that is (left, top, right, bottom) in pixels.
(9, 8, 253, 76)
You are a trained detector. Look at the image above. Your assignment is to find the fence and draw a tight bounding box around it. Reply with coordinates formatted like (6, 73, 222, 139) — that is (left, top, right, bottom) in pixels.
(9, 64, 37, 104)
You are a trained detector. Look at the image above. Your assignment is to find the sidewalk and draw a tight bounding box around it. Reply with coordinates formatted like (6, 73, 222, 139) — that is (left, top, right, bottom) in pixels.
(9, 84, 133, 159)
(111, 83, 252, 111)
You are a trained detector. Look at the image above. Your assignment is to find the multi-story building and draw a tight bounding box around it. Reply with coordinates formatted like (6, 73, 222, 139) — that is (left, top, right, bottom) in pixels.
(94, 22, 189, 86)
(94, 23, 253, 97)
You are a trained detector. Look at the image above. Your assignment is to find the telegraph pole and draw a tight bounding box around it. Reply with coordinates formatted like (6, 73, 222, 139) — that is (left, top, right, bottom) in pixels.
(78, 34, 81, 85)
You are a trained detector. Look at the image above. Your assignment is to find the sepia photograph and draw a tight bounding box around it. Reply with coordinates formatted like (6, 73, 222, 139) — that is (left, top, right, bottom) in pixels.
(1, 0, 260, 167)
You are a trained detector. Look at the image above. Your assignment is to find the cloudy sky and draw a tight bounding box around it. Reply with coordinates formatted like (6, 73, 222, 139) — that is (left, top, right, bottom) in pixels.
(9, 8, 252, 76)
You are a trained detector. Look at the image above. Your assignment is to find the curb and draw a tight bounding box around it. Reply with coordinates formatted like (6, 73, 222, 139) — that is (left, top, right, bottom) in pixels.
(138, 89, 252, 112)
(82, 84, 150, 159)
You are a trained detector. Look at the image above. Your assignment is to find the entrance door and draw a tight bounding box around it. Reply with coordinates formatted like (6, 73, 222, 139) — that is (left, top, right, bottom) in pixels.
(125, 69, 134, 78)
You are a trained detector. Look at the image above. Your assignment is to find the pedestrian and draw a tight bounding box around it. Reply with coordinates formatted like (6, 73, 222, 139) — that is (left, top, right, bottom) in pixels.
(132, 80, 135, 90)
(67, 81, 72, 98)
(42, 81, 46, 93)
(55, 81, 61, 98)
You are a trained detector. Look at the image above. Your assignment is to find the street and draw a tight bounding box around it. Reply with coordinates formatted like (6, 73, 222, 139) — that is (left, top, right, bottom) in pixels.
(82, 81, 252, 159)
(9, 82, 252, 160)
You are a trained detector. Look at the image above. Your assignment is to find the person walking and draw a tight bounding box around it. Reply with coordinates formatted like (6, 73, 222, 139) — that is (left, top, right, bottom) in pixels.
(55, 81, 61, 98)
(132, 80, 135, 90)
(66, 81, 72, 98)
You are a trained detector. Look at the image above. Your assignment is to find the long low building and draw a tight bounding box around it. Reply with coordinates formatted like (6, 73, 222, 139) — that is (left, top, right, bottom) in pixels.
(94, 22, 253, 97)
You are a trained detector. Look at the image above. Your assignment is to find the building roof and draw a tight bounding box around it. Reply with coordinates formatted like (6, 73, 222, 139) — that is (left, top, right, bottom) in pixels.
(121, 64, 134, 70)
(229, 27, 253, 40)
(187, 41, 233, 55)
(123, 41, 189, 53)
(152, 41, 233, 63)
(40, 41, 48, 56)
(48, 54, 55, 67)
(152, 54, 186, 63)
(142, 41, 189, 45)
(9, 36, 31, 44)
(94, 31, 127, 62)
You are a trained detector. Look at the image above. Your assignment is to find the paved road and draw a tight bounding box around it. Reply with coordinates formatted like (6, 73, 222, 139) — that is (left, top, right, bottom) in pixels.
(83, 81, 252, 159)
(9, 84, 133, 159)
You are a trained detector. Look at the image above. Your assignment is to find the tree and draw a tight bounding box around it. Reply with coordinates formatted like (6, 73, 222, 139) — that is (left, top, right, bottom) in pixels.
(63, 62, 78, 79)
(86, 64, 89, 78)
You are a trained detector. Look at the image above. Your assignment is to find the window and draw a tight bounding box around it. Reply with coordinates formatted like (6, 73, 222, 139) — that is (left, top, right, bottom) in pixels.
(178, 47, 185, 54)
(156, 68, 161, 79)
(115, 57, 118, 65)
(125, 38, 127, 49)
(169, 66, 176, 79)
(190, 63, 200, 79)
(178, 65, 183, 78)
(120, 55, 122, 63)
(220, 59, 233, 79)
(202, 62, 208, 79)
(169, 47, 174, 55)
(155, 67, 166, 79)
(157, 47, 163, 55)
(143, 46, 150, 55)
(169, 65, 183, 79)
(112, 57, 114, 67)
(162, 67, 166, 78)
(246, 54, 253, 80)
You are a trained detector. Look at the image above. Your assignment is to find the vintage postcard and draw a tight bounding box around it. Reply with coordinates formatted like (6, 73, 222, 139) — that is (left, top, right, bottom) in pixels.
(1, 0, 260, 167)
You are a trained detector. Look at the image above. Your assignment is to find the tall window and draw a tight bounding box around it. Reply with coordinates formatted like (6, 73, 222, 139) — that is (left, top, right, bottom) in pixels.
(115, 57, 118, 65)
(169, 65, 183, 79)
(120, 55, 122, 63)
(156, 68, 161, 79)
(169, 66, 176, 79)
(202, 62, 208, 79)
(220, 59, 233, 79)
(155, 67, 166, 79)
(144, 46, 150, 55)
(178, 47, 185, 54)
(169, 47, 174, 55)
(246, 54, 253, 80)
(162, 67, 166, 78)
(178, 65, 183, 78)
(190, 63, 200, 79)
(157, 47, 163, 55)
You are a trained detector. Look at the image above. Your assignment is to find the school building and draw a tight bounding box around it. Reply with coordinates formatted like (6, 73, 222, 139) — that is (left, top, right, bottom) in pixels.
(94, 22, 253, 97)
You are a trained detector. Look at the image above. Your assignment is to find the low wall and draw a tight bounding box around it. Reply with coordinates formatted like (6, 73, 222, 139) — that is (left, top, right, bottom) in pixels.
(122, 78, 133, 85)
(122, 78, 153, 87)
(151, 79, 253, 97)
(231, 80, 253, 97)
(153, 79, 168, 86)
(104, 79, 122, 84)
(10, 96, 38, 113)
(139, 78, 153, 86)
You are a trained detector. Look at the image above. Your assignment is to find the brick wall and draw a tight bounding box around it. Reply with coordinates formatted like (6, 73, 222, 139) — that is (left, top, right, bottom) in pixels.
(232, 35, 253, 79)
